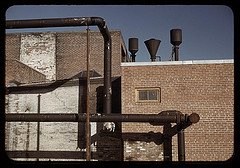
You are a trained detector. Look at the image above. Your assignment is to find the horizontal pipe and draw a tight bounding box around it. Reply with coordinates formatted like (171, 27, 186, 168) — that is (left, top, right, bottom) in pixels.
(6, 151, 85, 159)
(6, 17, 111, 46)
(6, 17, 102, 29)
(5, 113, 199, 124)
(5, 113, 176, 123)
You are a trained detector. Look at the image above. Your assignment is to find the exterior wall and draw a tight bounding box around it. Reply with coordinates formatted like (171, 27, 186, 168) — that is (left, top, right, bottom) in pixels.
(121, 60, 234, 161)
(5, 33, 21, 61)
(5, 30, 127, 161)
(55, 30, 126, 80)
(20, 33, 56, 81)
(5, 30, 129, 84)
(6, 77, 122, 161)
(5, 60, 46, 86)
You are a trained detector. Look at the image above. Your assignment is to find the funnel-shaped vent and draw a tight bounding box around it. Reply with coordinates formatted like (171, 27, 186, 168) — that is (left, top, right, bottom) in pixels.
(129, 38, 138, 62)
(144, 38, 161, 62)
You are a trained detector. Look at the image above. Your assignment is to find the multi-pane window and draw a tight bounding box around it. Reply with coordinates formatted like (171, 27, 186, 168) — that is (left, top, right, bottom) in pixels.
(135, 88, 160, 102)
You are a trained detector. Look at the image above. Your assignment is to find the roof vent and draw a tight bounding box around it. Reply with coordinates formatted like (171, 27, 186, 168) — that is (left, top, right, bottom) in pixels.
(144, 38, 161, 62)
(128, 38, 138, 62)
(170, 29, 182, 61)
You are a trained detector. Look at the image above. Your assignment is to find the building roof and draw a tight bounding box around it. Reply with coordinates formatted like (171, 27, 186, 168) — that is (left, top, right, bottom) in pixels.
(121, 59, 234, 67)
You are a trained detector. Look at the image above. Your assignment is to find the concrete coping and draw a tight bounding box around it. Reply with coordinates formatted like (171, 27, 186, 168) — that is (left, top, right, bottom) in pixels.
(121, 59, 234, 67)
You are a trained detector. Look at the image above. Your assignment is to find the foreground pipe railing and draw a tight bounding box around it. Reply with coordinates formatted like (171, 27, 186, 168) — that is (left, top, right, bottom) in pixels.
(5, 111, 200, 162)
(6, 17, 112, 115)
(5, 112, 199, 124)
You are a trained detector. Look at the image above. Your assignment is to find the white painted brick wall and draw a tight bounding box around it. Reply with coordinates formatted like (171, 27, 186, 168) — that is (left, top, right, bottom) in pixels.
(6, 84, 98, 161)
(20, 33, 56, 81)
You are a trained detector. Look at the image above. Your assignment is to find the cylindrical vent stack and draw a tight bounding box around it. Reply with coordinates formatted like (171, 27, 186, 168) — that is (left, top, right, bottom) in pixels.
(144, 38, 161, 62)
(129, 38, 138, 62)
(170, 29, 182, 61)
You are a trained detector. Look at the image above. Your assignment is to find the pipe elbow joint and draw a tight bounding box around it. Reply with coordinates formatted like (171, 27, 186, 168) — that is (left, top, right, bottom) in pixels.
(90, 17, 106, 27)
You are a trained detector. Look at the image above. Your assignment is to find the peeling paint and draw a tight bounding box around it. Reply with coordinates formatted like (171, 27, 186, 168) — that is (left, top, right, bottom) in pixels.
(20, 33, 56, 81)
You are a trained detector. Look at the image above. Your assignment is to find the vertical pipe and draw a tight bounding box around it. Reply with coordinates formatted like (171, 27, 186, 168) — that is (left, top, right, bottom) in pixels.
(163, 123, 172, 161)
(131, 54, 136, 62)
(177, 126, 185, 161)
(78, 79, 87, 149)
(151, 58, 156, 62)
(86, 27, 91, 161)
(103, 40, 112, 114)
(174, 46, 179, 61)
(37, 94, 41, 161)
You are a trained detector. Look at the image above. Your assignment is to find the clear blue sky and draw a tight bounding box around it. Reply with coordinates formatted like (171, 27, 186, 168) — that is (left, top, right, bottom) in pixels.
(6, 5, 234, 62)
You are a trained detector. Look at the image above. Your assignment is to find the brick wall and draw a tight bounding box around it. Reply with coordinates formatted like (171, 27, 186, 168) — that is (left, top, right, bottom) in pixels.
(5, 30, 127, 161)
(5, 59, 46, 86)
(20, 33, 56, 81)
(5, 33, 20, 61)
(6, 77, 122, 161)
(121, 61, 234, 161)
(56, 30, 126, 80)
(5, 30, 128, 83)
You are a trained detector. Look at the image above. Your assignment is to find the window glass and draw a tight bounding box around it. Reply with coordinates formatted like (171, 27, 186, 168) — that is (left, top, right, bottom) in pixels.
(139, 90, 148, 100)
(149, 90, 158, 100)
(135, 88, 160, 102)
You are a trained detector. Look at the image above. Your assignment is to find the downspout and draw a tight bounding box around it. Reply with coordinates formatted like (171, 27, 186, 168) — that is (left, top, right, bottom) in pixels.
(6, 17, 112, 114)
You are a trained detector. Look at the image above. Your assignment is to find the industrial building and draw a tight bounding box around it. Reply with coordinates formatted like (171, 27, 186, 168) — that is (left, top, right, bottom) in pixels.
(5, 17, 234, 161)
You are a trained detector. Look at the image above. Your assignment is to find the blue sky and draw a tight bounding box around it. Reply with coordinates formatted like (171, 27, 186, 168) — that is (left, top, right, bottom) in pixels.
(6, 5, 234, 62)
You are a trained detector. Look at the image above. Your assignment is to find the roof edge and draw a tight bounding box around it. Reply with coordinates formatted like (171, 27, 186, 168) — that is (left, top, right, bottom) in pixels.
(121, 59, 234, 67)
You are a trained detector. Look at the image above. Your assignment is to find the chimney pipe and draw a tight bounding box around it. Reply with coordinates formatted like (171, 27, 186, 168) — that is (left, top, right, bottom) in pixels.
(128, 38, 138, 62)
(144, 38, 161, 62)
(170, 29, 182, 61)
(6, 17, 112, 114)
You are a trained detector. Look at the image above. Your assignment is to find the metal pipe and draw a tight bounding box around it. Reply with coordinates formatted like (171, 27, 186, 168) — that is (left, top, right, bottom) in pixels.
(6, 17, 112, 115)
(177, 126, 185, 161)
(37, 94, 41, 161)
(103, 40, 112, 114)
(86, 27, 91, 161)
(131, 54, 136, 62)
(5, 114, 174, 122)
(5, 113, 199, 124)
(174, 46, 179, 61)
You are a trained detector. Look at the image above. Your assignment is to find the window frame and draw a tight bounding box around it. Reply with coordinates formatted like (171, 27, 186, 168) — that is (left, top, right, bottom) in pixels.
(135, 87, 161, 103)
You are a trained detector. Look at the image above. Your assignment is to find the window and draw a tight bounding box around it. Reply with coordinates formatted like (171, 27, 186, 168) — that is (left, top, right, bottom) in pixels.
(135, 88, 160, 102)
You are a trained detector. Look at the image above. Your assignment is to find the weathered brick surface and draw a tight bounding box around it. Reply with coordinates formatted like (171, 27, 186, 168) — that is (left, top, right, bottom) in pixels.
(5, 33, 21, 61)
(121, 62, 234, 161)
(6, 77, 122, 161)
(20, 33, 56, 81)
(5, 60, 46, 86)
(6, 30, 233, 161)
(56, 30, 126, 80)
(124, 141, 164, 161)
(5, 30, 128, 84)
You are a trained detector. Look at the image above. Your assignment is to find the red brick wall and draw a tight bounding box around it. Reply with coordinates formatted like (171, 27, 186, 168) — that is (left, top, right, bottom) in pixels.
(5, 30, 129, 82)
(5, 60, 46, 85)
(121, 62, 234, 161)
(56, 30, 127, 80)
(5, 33, 21, 61)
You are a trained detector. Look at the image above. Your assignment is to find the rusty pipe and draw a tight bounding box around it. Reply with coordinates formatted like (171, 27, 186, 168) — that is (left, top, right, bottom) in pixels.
(177, 126, 185, 161)
(5, 112, 199, 124)
(6, 17, 112, 114)
(5, 114, 175, 123)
